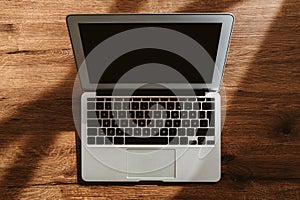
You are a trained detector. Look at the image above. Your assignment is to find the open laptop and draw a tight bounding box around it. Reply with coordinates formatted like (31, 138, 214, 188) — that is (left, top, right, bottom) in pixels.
(67, 14, 234, 182)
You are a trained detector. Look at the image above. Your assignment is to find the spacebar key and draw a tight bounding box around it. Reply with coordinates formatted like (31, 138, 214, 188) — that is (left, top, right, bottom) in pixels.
(125, 137, 168, 145)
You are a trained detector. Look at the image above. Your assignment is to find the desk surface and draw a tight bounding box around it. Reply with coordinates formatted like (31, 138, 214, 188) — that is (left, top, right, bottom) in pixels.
(0, 0, 299, 199)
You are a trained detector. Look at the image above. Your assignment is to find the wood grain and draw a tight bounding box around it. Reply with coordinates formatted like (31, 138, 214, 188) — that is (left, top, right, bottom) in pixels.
(0, 0, 299, 199)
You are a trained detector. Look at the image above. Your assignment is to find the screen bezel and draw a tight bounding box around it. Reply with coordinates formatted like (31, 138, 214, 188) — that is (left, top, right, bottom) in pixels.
(67, 14, 234, 91)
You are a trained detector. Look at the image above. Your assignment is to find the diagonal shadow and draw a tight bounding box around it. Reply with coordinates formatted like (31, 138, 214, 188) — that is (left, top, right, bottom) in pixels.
(109, 0, 147, 13)
(0, 0, 148, 199)
(176, 0, 242, 12)
(173, 0, 300, 199)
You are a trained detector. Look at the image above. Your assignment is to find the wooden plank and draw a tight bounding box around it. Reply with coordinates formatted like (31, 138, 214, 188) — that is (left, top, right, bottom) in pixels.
(0, 0, 299, 199)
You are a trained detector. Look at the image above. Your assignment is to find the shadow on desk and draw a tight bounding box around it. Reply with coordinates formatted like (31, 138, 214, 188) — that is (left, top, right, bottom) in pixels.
(0, 0, 299, 199)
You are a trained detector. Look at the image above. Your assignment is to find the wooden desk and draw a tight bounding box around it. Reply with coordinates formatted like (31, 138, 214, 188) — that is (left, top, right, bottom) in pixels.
(0, 0, 299, 199)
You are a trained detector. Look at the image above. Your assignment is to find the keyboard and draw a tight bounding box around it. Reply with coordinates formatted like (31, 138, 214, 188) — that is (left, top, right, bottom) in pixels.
(85, 96, 215, 146)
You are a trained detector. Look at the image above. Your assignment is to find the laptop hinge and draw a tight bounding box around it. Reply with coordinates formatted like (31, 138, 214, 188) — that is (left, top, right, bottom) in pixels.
(96, 89, 209, 96)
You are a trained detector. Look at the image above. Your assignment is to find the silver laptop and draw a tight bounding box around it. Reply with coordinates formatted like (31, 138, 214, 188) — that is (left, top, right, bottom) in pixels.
(67, 14, 234, 182)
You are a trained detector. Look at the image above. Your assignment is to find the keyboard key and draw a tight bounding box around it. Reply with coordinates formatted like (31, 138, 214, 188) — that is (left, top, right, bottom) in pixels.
(129, 120, 137, 127)
(167, 102, 174, 110)
(109, 111, 117, 118)
(125, 128, 133, 136)
(191, 120, 199, 127)
(176, 102, 182, 110)
(157, 102, 165, 109)
(180, 137, 188, 145)
(189, 140, 197, 145)
(105, 137, 113, 145)
(113, 102, 122, 110)
(199, 111, 205, 118)
(111, 119, 118, 127)
(151, 128, 159, 136)
(169, 137, 179, 145)
(207, 140, 215, 145)
(189, 111, 197, 118)
(118, 111, 126, 118)
(101, 128, 107, 135)
(160, 128, 168, 136)
(87, 137, 95, 144)
(155, 120, 164, 127)
(187, 128, 195, 136)
(87, 98, 96, 101)
(96, 137, 104, 144)
(174, 120, 181, 127)
(103, 120, 110, 127)
(107, 128, 115, 136)
(165, 111, 171, 118)
(100, 111, 109, 118)
(147, 120, 154, 127)
(180, 111, 188, 119)
(196, 128, 209, 136)
(116, 128, 124, 136)
(200, 120, 208, 127)
(202, 102, 214, 110)
(87, 128, 97, 136)
(178, 128, 186, 136)
(125, 137, 168, 145)
(120, 120, 128, 127)
(123, 102, 130, 109)
(134, 128, 142, 136)
(207, 111, 215, 127)
(206, 98, 214, 101)
(87, 111, 97, 119)
(98, 128, 105, 136)
(138, 120, 146, 127)
(193, 102, 201, 110)
(87, 120, 101, 127)
(131, 102, 139, 110)
(169, 128, 177, 136)
(197, 98, 205, 101)
(140, 102, 148, 110)
(184, 102, 192, 110)
(136, 111, 144, 118)
(105, 102, 112, 110)
(96, 102, 104, 110)
(165, 120, 172, 127)
(171, 111, 179, 118)
(154, 111, 161, 118)
(198, 137, 206, 145)
(188, 97, 196, 101)
(129, 111, 135, 118)
(170, 98, 177, 101)
(87, 102, 95, 110)
(142, 128, 151, 136)
(114, 137, 124, 144)
(182, 120, 190, 127)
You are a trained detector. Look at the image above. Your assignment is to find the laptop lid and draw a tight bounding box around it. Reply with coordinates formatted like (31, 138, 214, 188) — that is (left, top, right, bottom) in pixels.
(67, 14, 234, 92)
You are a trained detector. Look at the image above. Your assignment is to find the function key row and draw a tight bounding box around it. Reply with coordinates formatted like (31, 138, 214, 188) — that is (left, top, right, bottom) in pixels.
(87, 102, 215, 111)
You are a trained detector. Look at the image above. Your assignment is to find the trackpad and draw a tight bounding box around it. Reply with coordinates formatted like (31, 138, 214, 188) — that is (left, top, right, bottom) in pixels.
(127, 149, 175, 178)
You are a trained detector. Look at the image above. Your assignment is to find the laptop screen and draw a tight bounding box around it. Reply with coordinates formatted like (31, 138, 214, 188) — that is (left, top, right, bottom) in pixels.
(78, 23, 222, 85)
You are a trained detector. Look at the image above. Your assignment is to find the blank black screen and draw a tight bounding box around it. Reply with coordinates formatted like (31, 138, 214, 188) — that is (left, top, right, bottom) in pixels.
(79, 23, 222, 84)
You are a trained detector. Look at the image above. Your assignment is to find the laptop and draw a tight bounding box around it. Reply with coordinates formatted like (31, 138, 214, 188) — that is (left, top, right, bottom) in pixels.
(67, 14, 234, 182)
